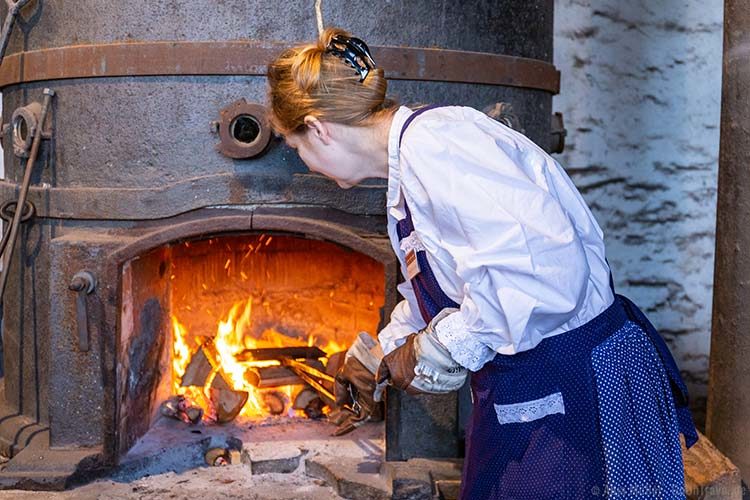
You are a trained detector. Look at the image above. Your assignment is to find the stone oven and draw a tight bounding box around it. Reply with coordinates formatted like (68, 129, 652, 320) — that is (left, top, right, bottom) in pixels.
(0, 0, 558, 490)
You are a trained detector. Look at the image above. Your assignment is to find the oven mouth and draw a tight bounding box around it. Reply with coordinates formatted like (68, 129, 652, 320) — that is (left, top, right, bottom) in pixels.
(116, 230, 387, 455)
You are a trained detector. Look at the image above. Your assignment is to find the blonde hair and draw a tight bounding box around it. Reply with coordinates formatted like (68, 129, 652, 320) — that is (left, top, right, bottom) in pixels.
(266, 27, 396, 136)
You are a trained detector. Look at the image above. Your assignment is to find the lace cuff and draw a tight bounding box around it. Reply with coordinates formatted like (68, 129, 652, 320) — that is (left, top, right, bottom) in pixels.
(494, 391, 565, 424)
(433, 312, 496, 371)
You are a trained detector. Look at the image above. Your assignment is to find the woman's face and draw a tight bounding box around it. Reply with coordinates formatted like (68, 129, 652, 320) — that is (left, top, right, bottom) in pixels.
(284, 121, 361, 189)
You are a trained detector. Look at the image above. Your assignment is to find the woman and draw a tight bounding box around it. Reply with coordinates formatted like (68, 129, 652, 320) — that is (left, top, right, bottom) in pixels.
(267, 28, 697, 500)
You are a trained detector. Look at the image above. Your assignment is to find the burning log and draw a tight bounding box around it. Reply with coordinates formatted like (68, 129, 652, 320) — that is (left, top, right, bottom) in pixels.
(304, 398, 326, 419)
(180, 338, 250, 423)
(279, 356, 338, 407)
(262, 391, 288, 415)
(176, 336, 340, 423)
(180, 338, 228, 388)
(293, 388, 326, 419)
(248, 359, 326, 389)
(251, 366, 298, 388)
(210, 388, 249, 424)
(180, 347, 212, 387)
(236, 346, 326, 362)
(159, 395, 203, 424)
(210, 374, 249, 423)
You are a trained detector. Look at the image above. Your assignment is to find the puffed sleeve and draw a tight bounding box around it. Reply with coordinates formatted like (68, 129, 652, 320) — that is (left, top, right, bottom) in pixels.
(399, 113, 590, 370)
(378, 279, 427, 355)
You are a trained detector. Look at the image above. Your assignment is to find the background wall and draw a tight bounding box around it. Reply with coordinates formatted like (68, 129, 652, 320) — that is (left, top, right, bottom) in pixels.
(553, 0, 724, 426)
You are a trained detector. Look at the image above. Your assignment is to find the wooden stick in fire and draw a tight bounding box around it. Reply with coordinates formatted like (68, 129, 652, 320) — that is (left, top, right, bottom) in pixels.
(236, 346, 326, 362)
(277, 356, 356, 413)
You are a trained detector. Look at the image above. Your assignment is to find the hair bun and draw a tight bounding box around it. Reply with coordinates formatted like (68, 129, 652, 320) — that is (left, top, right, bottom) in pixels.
(267, 27, 396, 136)
(318, 27, 351, 50)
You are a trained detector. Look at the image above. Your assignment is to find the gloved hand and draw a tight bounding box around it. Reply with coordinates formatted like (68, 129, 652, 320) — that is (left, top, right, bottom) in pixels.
(376, 308, 467, 395)
(330, 332, 385, 436)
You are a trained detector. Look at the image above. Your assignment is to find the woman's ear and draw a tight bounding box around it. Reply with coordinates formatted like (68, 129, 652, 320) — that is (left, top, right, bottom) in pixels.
(303, 115, 331, 145)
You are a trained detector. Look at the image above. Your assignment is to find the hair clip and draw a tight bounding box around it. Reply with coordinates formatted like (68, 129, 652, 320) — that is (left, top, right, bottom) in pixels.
(326, 35, 376, 82)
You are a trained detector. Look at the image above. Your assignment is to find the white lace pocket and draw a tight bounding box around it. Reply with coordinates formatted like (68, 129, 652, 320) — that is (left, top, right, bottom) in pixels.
(494, 391, 565, 425)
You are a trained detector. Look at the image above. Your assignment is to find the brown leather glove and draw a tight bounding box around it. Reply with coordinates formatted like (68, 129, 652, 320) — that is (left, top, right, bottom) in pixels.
(331, 356, 380, 435)
(376, 333, 420, 394)
(376, 308, 467, 395)
(330, 332, 384, 436)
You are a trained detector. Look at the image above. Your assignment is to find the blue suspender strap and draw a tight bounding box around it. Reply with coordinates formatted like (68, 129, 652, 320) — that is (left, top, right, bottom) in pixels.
(398, 105, 443, 147)
(396, 105, 459, 324)
(397, 205, 459, 323)
(395, 202, 415, 239)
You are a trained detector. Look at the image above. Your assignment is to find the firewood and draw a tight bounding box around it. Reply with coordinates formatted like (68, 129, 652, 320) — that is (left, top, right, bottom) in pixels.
(199, 338, 222, 369)
(180, 347, 212, 387)
(243, 369, 260, 387)
(254, 366, 301, 388)
(211, 372, 235, 392)
(293, 388, 326, 419)
(236, 346, 326, 362)
(293, 388, 319, 410)
(208, 366, 249, 423)
(262, 391, 287, 415)
(210, 385, 249, 423)
(185, 406, 203, 424)
(304, 397, 326, 419)
(252, 359, 325, 388)
(186, 338, 245, 394)
(159, 395, 204, 424)
(160, 395, 186, 418)
(205, 447, 229, 466)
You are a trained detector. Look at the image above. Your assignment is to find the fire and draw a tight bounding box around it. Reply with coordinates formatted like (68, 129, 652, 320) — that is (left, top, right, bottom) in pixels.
(171, 296, 346, 422)
(171, 316, 213, 415)
(162, 233, 383, 424)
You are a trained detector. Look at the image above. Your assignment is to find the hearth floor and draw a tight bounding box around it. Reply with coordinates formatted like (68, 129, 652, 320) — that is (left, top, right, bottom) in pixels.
(0, 464, 345, 499)
(0, 416, 387, 499)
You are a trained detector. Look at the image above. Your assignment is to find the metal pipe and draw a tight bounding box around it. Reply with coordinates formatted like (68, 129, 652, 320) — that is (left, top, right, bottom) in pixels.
(706, 0, 750, 480)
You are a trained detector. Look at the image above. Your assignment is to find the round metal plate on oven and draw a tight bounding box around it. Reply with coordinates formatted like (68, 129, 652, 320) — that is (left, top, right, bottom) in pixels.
(215, 99, 272, 159)
(10, 101, 42, 158)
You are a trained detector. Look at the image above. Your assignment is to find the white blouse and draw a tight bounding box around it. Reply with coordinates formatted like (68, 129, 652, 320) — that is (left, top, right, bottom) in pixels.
(378, 106, 615, 371)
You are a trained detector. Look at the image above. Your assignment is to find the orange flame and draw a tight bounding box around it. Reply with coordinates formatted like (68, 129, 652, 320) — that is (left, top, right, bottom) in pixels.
(171, 316, 212, 413)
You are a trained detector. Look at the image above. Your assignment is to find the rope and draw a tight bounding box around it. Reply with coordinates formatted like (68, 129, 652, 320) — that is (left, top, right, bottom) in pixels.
(314, 0, 324, 36)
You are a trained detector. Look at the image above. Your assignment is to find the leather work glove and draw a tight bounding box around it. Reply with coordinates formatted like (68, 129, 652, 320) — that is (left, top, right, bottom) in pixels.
(376, 308, 467, 395)
(330, 332, 385, 436)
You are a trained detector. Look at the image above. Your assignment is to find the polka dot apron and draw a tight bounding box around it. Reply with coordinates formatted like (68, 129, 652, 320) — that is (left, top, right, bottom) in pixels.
(396, 106, 698, 500)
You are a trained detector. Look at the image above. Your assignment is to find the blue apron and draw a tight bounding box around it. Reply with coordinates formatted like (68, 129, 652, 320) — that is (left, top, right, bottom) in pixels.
(396, 106, 698, 500)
